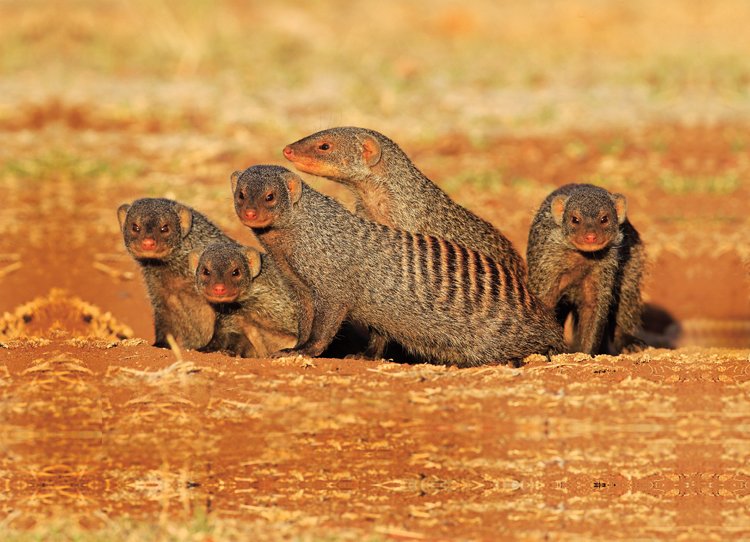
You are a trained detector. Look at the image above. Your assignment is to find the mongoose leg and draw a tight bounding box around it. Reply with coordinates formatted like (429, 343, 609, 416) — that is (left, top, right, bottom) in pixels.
(363, 331, 388, 359)
(292, 300, 349, 357)
(573, 286, 610, 355)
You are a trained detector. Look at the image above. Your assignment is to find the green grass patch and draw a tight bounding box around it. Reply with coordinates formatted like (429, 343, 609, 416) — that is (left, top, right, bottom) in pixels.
(657, 172, 742, 195)
(0, 151, 145, 182)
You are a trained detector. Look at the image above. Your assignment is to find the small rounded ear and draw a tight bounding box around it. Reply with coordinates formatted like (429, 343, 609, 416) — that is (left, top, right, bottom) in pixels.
(611, 193, 627, 224)
(357, 134, 382, 167)
(283, 172, 303, 204)
(230, 170, 242, 194)
(188, 249, 202, 275)
(244, 248, 262, 279)
(174, 204, 193, 238)
(550, 195, 569, 225)
(117, 204, 130, 230)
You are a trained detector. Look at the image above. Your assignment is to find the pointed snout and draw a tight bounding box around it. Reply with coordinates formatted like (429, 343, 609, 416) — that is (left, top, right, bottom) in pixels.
(282, 145, 294, 159)
(212, 284, 227, 296)
(243, 209, 258, 221)
(583, 233, 598, 244)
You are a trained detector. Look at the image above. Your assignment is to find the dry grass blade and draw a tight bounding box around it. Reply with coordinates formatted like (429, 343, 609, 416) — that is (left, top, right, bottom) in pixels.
(92, 261, 135, 281)
(166, 333, 183, 362)
(0, 261, 22, 279)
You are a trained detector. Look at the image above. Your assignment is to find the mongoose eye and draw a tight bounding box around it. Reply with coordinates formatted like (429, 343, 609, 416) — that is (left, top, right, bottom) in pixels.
(238, 191, 245, 201)
(600, 215, 609, 224)
(265, 192, 275, 202)
(319, 143, 330, 151)
(571, 216, 580, 225)
(160, 224, 169, 233)
(132, 223, 141, 233)
(202, 268, 210, 276)
(231, 268, 240, 277)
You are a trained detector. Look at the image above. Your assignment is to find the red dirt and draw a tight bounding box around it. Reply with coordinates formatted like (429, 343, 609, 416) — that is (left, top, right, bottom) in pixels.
(1, 118, 749, 539)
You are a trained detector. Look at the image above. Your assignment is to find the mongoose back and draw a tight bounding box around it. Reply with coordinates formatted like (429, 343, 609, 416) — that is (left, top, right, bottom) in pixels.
(191, 242, 298, 357)
(526, 183, 645, 355)
(117, 198, 230, 349)
(282, 126, 526, 276)
(231, 165, 563, 367)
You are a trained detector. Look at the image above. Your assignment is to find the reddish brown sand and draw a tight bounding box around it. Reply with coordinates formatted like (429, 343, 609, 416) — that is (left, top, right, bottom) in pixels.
(0, 120, 749, 539)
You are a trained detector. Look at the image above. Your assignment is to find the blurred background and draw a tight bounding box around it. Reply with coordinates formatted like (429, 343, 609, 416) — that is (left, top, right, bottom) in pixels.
(0, 0, 749, 346)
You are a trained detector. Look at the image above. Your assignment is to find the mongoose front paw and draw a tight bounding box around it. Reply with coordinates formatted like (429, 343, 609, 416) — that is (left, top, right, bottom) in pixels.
(271, 348, 300, 358)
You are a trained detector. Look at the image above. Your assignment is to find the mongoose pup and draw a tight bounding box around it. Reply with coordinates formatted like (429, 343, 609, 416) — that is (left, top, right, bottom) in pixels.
(526, 183, 645, 355)
(191, 242, 298, 357)
(231, 165, 564, 367)
(117, 198, 229, 349)
(282, 127, 525, 275)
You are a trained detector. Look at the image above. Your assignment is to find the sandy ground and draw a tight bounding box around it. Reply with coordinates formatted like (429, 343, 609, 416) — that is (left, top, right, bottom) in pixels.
(0, 121, 748, 540)
(1, 1, 750, 539)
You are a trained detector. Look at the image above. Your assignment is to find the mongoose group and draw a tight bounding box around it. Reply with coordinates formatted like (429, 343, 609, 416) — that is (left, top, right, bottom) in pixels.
(119, 127, 645, 366)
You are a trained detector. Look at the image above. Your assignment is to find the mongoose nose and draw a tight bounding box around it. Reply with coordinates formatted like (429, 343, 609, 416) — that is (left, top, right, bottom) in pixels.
(141, 238, 157, 250)
(212, 284, 227, 296)
(584, 233, 598, 244)
(244, 209, 257, 220)
(282, 146, 294, 158)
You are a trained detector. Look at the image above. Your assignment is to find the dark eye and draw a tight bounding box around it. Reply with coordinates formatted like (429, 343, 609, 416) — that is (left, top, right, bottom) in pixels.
(319, 143, 330, 151)
(160, 224, 169, 233)
(265, 192, 275, 202)
(238, 192, 245, 200)
(132, 223, 141, 233)
(232, 268, 240, 277)
(600, 215, 609, 224)
(571, 216, 580, 225)
(202, 268, 210, 276)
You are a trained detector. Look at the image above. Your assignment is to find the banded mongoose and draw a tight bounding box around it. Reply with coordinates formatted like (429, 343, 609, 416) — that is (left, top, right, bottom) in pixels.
(191, 242, 298, 357)
(230, 165, 564, 367)
(117, 198, 229, 349)
(282, 127, 525, 275)
(283, 126, 527, 357)
(526, 183, 645, 355)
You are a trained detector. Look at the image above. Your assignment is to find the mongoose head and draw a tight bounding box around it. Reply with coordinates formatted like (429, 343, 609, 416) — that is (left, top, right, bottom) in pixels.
(551, 185, 627, 252)
(282, 126, 383, 182)
(231, 165, 303, 230)
(117, 198, 193, 260)
(190, 243, 261, 304)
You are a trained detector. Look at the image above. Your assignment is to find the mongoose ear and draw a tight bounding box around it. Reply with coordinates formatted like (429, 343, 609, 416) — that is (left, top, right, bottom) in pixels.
(244, 248, 262, 279)
(284, 172, 303, 205)
(357, 134, 382, 167)
(117, 204, 130, 230)
(612, 193, 628, 224)
(188, 249, 202, 275)
(550, 196, 569, 225)
(175, 204, 193, 237)
(230, 170, 242, 194)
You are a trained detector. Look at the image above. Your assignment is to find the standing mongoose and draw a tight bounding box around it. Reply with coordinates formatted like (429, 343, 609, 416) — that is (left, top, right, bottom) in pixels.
(282, 127, 526, 276)
(117, 198, 230, 349)
(230, 165, 564, 367)
(526, 183, 645, 355)
(283, 126, 527, 358)
(191, 242, 298, 357)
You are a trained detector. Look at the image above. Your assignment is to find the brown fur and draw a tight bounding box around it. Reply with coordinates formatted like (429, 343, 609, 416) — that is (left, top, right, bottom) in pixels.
(527, 183, 645, 355)
(117, 198, 230, 349)
(232, 165, 564, 367)
(192, 242, 298, 358)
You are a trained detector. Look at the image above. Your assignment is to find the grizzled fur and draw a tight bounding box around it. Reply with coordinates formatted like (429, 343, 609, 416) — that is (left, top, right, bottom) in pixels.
(526, 183, 645, 355)
(231, 165, 563, 368)
(283, 126, 525, 275)
(283, 126, 527, 357)
(117, 198, 230, 349)
(192, 242, 298, 357)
